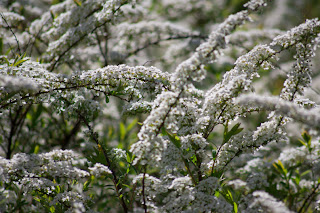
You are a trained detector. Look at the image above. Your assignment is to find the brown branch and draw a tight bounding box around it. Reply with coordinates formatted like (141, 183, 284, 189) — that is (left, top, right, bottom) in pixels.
(79, 114, 128, 213)
(6, 105, 32, 159)
(95, 31, 108, 66)
(298, 182, 320, 213)
(0, 12, 21, 55)
(120, 34, 207, 63)
(61, 119, 82, 149)
(142, 166, 148, 213)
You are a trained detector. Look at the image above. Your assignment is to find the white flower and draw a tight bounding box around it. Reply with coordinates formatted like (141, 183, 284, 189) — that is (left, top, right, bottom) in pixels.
(89, 163, 112, 177)
(249, 191, 294, 213)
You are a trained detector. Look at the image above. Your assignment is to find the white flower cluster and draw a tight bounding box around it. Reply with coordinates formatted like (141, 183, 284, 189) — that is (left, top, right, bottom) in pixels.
(237, 94, 320, 130)
(0, 12, 25, 27)
(131, 91, 179, 165)
(0, 61, 171, 112)
(213, 18, 320, 169)
(2, 0, 320, 212)
(40, 0, 133, 68)
(0, 150, 90, 211)
(244, 0, 267, 11)
(50, 191, 88, 212)
(0, 75, 39, 93)
(159, 0, 225, 20)
(0, 150, 89, 184)
(271, 18, 320, 48)
(248, 191, 293, 213)
(113, 21, 200, 55)
(131, 1, 269, 168)
(202, 44, 276, 124)
(227, 179, 249, 192)
(171, 8, 258, 89)
(89, 163, 112, 177)
(278, 138, 320, 174)
(133, 174, 232, 212)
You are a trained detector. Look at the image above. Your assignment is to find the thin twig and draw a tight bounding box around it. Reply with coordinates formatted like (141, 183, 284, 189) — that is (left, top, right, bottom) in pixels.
(95, 31, 108, 66)
(0, 12, 21, 55)
(142, 166, 148, 213)
(121, 34, 207, 63)
(79, 114, 128, 213)
(298, 182, 320, 213)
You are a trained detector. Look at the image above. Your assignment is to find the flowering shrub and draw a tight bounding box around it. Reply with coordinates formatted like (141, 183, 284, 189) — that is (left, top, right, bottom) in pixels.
(1, 0, 320, 212)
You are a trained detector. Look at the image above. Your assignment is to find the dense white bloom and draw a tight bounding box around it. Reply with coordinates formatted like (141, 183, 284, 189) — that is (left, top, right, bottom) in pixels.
(249, 191, 293, 213)
(41, 0, 134, 69)
(2, 0, 320, 212)
(131, 91, 179, 165)
(0, 150, 89, 184)
(50, 191, 87, 207)
(237, 95, 320, 130)
(171, 9, 257, 89)
(278, 147, 306, 165)
(0, 62, 171, 110)
(244, 0, 267, 11)
(227, 179, 249, 191)
(89, 163, 112, 177)
(130, 1, 269, 168)
(238, 158, 271, 174)
(246, 172, 269, 189)
(0, 12, 25, 26)
(0, 75, 39, 93)
(271, 19, 320, 48)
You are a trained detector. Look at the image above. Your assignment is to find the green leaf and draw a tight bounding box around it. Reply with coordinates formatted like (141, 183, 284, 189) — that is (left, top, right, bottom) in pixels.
(127, 118, 138, 132)
(233, 202, 238, 213)
(166, 130, 181, 149)
(212, 149, 217, 159)
(105, 96, 109, 103)
(122, 184, 132, 189)
(83, 178, 92, 192)
(2, 56, 10, 66)
(108, 126, 113, 138)
(13, 57, 29, 66)
(220, 188, 235, 205)
(5, 47, 11, 56)
(119, 122, 126, 140)
(12, 53, 29, 67)
(302, 131, 311, 143)
(223, 123, 243, 144)
(301, 170, 311, 177)
(300, 131, 313, 152)
(126, 152, 132, 163)
(33, 145, 40, 154)
(0, 38, 3, 54)
(298, 139, 307, 147)
(73, 0, 82, 6)
(227, 189, 233, 200)
(273, 160, 287, 176)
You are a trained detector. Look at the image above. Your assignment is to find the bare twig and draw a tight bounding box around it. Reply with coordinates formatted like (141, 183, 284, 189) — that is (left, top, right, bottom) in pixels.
(298, 182, 320, 213)
(142, 166, 148, 213)
(79, 114, 128, 213)
(0, 12, 21, 55)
